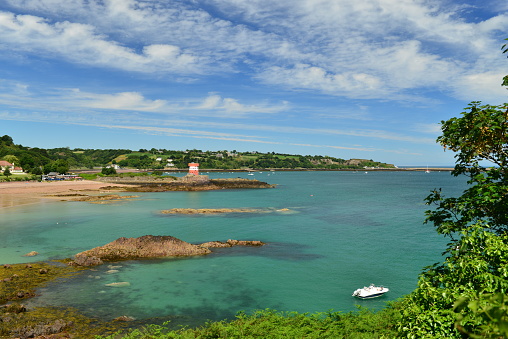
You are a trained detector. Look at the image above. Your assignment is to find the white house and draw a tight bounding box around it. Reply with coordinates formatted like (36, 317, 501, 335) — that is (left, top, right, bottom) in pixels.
(0, 160, 24, 173)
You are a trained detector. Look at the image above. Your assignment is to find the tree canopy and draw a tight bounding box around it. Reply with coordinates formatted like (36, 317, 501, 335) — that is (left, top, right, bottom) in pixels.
(398, 41, 508, 338)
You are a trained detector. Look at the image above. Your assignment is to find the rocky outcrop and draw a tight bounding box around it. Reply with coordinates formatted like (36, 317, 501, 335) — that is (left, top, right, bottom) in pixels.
(209, 178, 275, 189)
(94, 176, 275, 192)
(70, 235, 266, 266)
(161, 207, 291, 215)
(12, 319, 72, 339)
(71, 235, 211, 266)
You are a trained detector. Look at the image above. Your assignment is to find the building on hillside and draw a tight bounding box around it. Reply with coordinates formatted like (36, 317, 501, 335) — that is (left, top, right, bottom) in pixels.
(0, 160, 24, 173)
(188, 163, 199, 175)
(0, 160, 13, 171)
(10, 166, 24, 173)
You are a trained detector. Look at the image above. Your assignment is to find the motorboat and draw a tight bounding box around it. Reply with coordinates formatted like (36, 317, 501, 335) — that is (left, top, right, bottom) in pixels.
(352, 284, 389, 299)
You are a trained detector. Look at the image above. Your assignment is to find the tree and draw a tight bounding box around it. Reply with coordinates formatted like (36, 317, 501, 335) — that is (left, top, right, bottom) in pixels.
(398, 43, 508, 338)
(3, 167, 11, 177)
(31, 166, 43, 175)
(425, 101, 508, 235)
(54, 159, 69, 174)
(0, 135, 13, 145)
(43, 162, 55, 174)
(101, 167, 117, 175)
(3, 155, 19, 165)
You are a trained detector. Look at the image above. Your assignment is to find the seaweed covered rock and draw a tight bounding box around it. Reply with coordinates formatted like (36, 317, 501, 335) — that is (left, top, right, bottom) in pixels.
(161, 208, 262, 214)
(71, 235, 211, 266)
(12, 318, 72, 339)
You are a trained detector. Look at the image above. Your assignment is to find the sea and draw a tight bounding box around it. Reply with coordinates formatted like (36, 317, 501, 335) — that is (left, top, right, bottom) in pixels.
(0, 170, 468, 327)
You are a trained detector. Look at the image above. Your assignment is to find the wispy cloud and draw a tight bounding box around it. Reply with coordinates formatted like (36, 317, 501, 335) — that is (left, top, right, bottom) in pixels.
(2, 0, 507, 101)
(195, 94, 289, 116)
(0, 80, 289, 116)
(69, 90, 168, 111)
(0, 11, 204, 75)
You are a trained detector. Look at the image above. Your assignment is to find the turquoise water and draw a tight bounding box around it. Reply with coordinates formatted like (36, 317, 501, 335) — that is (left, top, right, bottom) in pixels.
(1, 171, 467, 326)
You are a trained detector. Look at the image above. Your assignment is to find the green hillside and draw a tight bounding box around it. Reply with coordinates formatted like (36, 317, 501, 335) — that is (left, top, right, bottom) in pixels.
(0, 135, 395, 174)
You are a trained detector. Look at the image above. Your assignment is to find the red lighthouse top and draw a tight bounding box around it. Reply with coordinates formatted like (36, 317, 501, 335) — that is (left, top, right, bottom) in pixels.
(188, 163, 199, 175)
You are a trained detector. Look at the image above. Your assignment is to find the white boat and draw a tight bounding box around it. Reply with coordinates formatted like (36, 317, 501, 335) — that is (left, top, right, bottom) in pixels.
(352, 284, 389, 299)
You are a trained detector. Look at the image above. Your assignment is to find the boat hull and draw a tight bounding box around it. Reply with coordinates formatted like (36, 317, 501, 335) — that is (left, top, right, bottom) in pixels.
(354, 291, 387, 299)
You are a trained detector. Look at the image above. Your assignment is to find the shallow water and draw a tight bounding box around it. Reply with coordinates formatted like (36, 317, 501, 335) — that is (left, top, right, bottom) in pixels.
(1, 171, 467, 325)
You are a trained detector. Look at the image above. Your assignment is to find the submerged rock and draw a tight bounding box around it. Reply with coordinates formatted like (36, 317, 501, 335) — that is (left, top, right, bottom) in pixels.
(22, 251, 39, 257)
(199, 239, 265, 248)
(114, 315, 136, 321)
(105, 282, 131, 287)
(161, 208, 262, 214)
(12, 318, 72, 339)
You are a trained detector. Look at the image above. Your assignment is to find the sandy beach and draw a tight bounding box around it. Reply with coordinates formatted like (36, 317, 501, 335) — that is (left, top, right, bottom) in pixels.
(0, 180, 132, 209)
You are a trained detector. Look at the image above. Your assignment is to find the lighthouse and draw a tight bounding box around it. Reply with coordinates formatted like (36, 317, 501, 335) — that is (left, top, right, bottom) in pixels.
(188, 163, 199, 175)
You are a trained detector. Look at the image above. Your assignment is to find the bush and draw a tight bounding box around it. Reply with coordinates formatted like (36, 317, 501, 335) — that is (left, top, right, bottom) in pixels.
(101, 167, 117, 175)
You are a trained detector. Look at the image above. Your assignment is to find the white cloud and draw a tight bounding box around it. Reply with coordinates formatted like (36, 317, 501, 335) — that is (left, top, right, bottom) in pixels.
(1, 0, 507, 103)
(0, 80, 289, 117)
(196, 94, 288, 115)
(258, 64, 388, 99)
(452, 72, 508, 103)
(72, 90, 167, 111)
(0, 11, 203, 74)
(412, 123, 442, 135)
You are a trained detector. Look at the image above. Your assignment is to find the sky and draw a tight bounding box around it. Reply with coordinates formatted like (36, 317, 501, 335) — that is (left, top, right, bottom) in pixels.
(0, 0, 507, 166)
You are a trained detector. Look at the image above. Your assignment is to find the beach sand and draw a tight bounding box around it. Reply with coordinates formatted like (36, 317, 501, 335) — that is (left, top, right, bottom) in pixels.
(0, 180, 133, 209)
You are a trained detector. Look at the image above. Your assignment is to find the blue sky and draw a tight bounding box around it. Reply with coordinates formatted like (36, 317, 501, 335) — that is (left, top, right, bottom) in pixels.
(0, 0, 507, 166)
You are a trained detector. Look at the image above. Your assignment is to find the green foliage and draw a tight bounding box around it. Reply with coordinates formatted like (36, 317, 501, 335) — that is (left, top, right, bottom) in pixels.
(398, 223, 508, 337)
(0, 135, 394, 172)
(96, 307, 401, 339)
(3, 167, 11, 177)
(455, 292, 508, 338)
(3, 154, 19, 165)
(101, 167, 117, 175)
(401, 56, 508, 337)
(0, 135, 13, 145)
(425, 101, 508, 235)
(79, 173, 99, 180)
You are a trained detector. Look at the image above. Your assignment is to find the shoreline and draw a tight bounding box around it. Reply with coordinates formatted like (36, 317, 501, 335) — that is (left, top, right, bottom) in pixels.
(72, 167, 454, 174)
(0, 180, 135, 209)
(0, 169, 452, 209)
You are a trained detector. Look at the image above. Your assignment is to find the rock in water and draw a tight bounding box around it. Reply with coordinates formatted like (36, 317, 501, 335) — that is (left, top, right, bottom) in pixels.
(71, 235, 211, 266)
(22, 251, 39, 257)
(105, 282, 131, 287)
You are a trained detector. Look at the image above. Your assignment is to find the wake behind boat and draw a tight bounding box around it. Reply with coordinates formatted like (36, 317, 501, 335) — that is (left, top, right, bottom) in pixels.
(352, 284, 389, 299)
